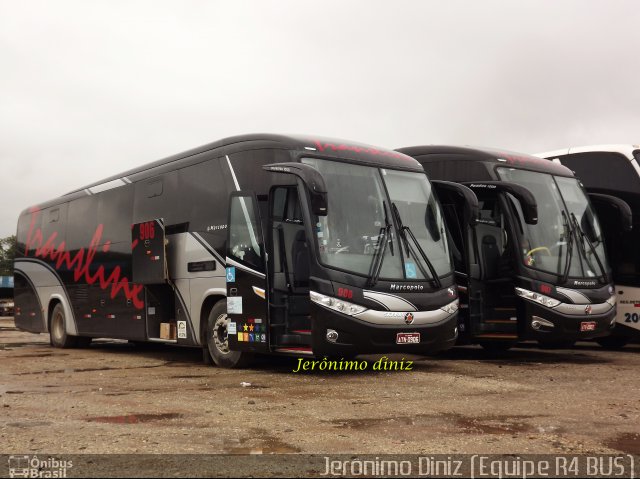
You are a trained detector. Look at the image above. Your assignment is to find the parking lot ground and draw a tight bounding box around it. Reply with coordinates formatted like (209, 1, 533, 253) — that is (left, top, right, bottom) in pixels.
(1, 317, 639, 457)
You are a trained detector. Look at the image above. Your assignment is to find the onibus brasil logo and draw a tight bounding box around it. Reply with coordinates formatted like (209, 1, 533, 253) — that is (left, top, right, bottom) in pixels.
(8, 455, 73, 478)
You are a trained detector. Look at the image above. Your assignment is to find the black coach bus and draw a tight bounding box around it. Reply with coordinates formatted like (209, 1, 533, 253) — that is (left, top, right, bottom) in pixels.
(13, 134, 460, 368)
(397, 145, 619, 350)
(536, 145, 637, 348)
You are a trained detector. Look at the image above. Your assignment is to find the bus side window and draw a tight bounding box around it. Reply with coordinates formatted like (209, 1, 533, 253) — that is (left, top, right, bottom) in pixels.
(228, 196, 263, 271)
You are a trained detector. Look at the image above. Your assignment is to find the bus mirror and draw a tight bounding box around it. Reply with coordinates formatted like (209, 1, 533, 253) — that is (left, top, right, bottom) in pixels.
(588, 193, 633, 232)
(431, 180, 479, 226)
(263, 162, 328, 216)
(464, 181, 538, 225)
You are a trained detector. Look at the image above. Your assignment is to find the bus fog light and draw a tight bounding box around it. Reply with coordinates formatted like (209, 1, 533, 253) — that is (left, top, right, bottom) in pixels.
(326, 329, 339, 343)
(531, 316, 555, 330)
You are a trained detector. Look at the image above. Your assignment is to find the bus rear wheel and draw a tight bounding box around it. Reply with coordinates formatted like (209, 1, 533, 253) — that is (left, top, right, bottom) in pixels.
(205, 301, 252, 368)
(50, 303, 78, 348)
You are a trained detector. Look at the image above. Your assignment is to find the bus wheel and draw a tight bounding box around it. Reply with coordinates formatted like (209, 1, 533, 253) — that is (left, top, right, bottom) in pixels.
(205, 301, 252, 368)
(596, 336, 629, 350)
(479, 341, 514, 352)
(49, 303, 78, 348)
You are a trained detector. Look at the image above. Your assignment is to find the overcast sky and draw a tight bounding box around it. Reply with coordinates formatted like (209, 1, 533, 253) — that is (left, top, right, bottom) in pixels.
(1, 0, 639, 238)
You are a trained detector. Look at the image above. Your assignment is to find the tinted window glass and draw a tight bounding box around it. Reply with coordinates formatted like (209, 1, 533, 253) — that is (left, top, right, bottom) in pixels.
(228, 196, 263, 270)
(557, 152, 640, 194)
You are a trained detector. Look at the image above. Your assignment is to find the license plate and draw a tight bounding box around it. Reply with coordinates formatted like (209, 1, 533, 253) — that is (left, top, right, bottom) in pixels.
(580, 321, 597, 332)
(396, 332, 420, 344)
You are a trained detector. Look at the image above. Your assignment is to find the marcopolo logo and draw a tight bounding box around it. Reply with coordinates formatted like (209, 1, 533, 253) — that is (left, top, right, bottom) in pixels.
(572, 280, 597, 287)
(8, 455, 73, 478)
(390, 284, 424, 292)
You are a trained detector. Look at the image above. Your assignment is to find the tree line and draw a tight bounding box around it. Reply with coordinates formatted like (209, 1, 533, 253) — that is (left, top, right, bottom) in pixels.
(0, 235, 17, 276)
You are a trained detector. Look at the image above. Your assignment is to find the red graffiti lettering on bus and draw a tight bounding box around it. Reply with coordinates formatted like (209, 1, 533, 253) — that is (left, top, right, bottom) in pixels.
(24, 208, 144, 309)
(313, 140, 409, 161)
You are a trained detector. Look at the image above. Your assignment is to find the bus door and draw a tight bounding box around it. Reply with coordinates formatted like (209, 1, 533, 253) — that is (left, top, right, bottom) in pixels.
(431, 181, 478, 341)
(463, 182, 537, 343)
(267, 185, 313, 353)
(587, 193, 633, 275)
(261, 162, 329, 355)
(225, 193, 271, 354)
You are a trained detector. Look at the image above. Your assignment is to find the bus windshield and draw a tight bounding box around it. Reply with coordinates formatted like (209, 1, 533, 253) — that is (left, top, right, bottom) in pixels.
(497, 167, 609, 279)
(302, 158, 452, 281)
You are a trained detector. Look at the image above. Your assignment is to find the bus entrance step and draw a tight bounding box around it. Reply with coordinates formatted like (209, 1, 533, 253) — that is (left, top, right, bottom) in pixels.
(476, 323, 518, 333)
(274, 347, 314, 356)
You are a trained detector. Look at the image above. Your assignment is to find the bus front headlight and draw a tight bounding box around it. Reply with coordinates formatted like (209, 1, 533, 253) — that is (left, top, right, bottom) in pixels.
(515, 287, 561, 308)
(310, 291, 368, 316)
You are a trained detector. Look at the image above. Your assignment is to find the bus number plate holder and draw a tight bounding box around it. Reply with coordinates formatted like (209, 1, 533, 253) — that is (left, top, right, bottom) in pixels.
(580, 321, 596, 332)
(396, 332, 420, 344)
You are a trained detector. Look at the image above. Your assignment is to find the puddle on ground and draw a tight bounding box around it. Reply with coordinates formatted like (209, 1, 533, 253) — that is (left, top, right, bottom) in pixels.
(329, 413, 537, 435)
(15, 363, 168, 375)
(453, 415, 534, 434)
(605, 433, 640, 455)
(168, 375, 211, 379)
(86, 413, 183, 424)
(8, 421, 52, 428)
(0, 342, 45, 350)
(8, 353, 57, 359)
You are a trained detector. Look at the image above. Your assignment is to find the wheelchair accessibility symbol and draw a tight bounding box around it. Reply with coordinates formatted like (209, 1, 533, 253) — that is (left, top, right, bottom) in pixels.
(226, 267, 236, 283)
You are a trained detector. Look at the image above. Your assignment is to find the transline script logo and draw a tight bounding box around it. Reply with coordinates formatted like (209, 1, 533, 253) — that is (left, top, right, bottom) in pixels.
(24, 208, 144, 309)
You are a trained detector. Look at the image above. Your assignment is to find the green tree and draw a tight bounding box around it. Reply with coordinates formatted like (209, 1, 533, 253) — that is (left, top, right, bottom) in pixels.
(0, 235, 17, 276)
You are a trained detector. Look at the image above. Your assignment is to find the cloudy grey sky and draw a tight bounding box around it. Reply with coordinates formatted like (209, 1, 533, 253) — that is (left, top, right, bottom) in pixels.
(1, 0, 639, 238)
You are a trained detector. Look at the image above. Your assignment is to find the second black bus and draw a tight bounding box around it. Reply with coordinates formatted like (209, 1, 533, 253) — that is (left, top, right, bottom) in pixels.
(397, 145, 619, 350)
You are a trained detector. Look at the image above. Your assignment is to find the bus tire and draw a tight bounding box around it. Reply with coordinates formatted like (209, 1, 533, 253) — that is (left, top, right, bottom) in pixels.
(49, 303, 78, 348)
(205, 301, 252, 368)
(479, 340, 514, 352)
(596, 336, 629, 350)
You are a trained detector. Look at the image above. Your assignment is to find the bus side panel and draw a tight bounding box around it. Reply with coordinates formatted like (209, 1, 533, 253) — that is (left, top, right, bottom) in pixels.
(13, 270, 43, 333)
(617, 285, 640, 336)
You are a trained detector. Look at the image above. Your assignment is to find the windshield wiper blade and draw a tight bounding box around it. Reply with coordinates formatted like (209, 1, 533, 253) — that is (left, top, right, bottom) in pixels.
(560, 210, 574, 284)
(570, 212, 608, 283)
(383, 200, 394, 257)
(391, 203, 442, 288)
(366, 225, 389, 288)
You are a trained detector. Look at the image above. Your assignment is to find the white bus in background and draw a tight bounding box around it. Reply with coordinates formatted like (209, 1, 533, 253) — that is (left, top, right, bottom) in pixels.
(536, 145, 639, 348)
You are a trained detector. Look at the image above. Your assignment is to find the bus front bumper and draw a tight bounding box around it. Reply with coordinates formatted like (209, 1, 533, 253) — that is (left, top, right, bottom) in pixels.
(309, 303, 459, 357)
(520, 299, 616, 341)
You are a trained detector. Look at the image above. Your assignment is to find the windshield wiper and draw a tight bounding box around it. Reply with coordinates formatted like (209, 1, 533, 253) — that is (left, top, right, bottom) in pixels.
(391, 202, 442, 289)
(366, 201, 393, 287)
(559, 210, 574, 285)
(570, 212, 608, 283)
